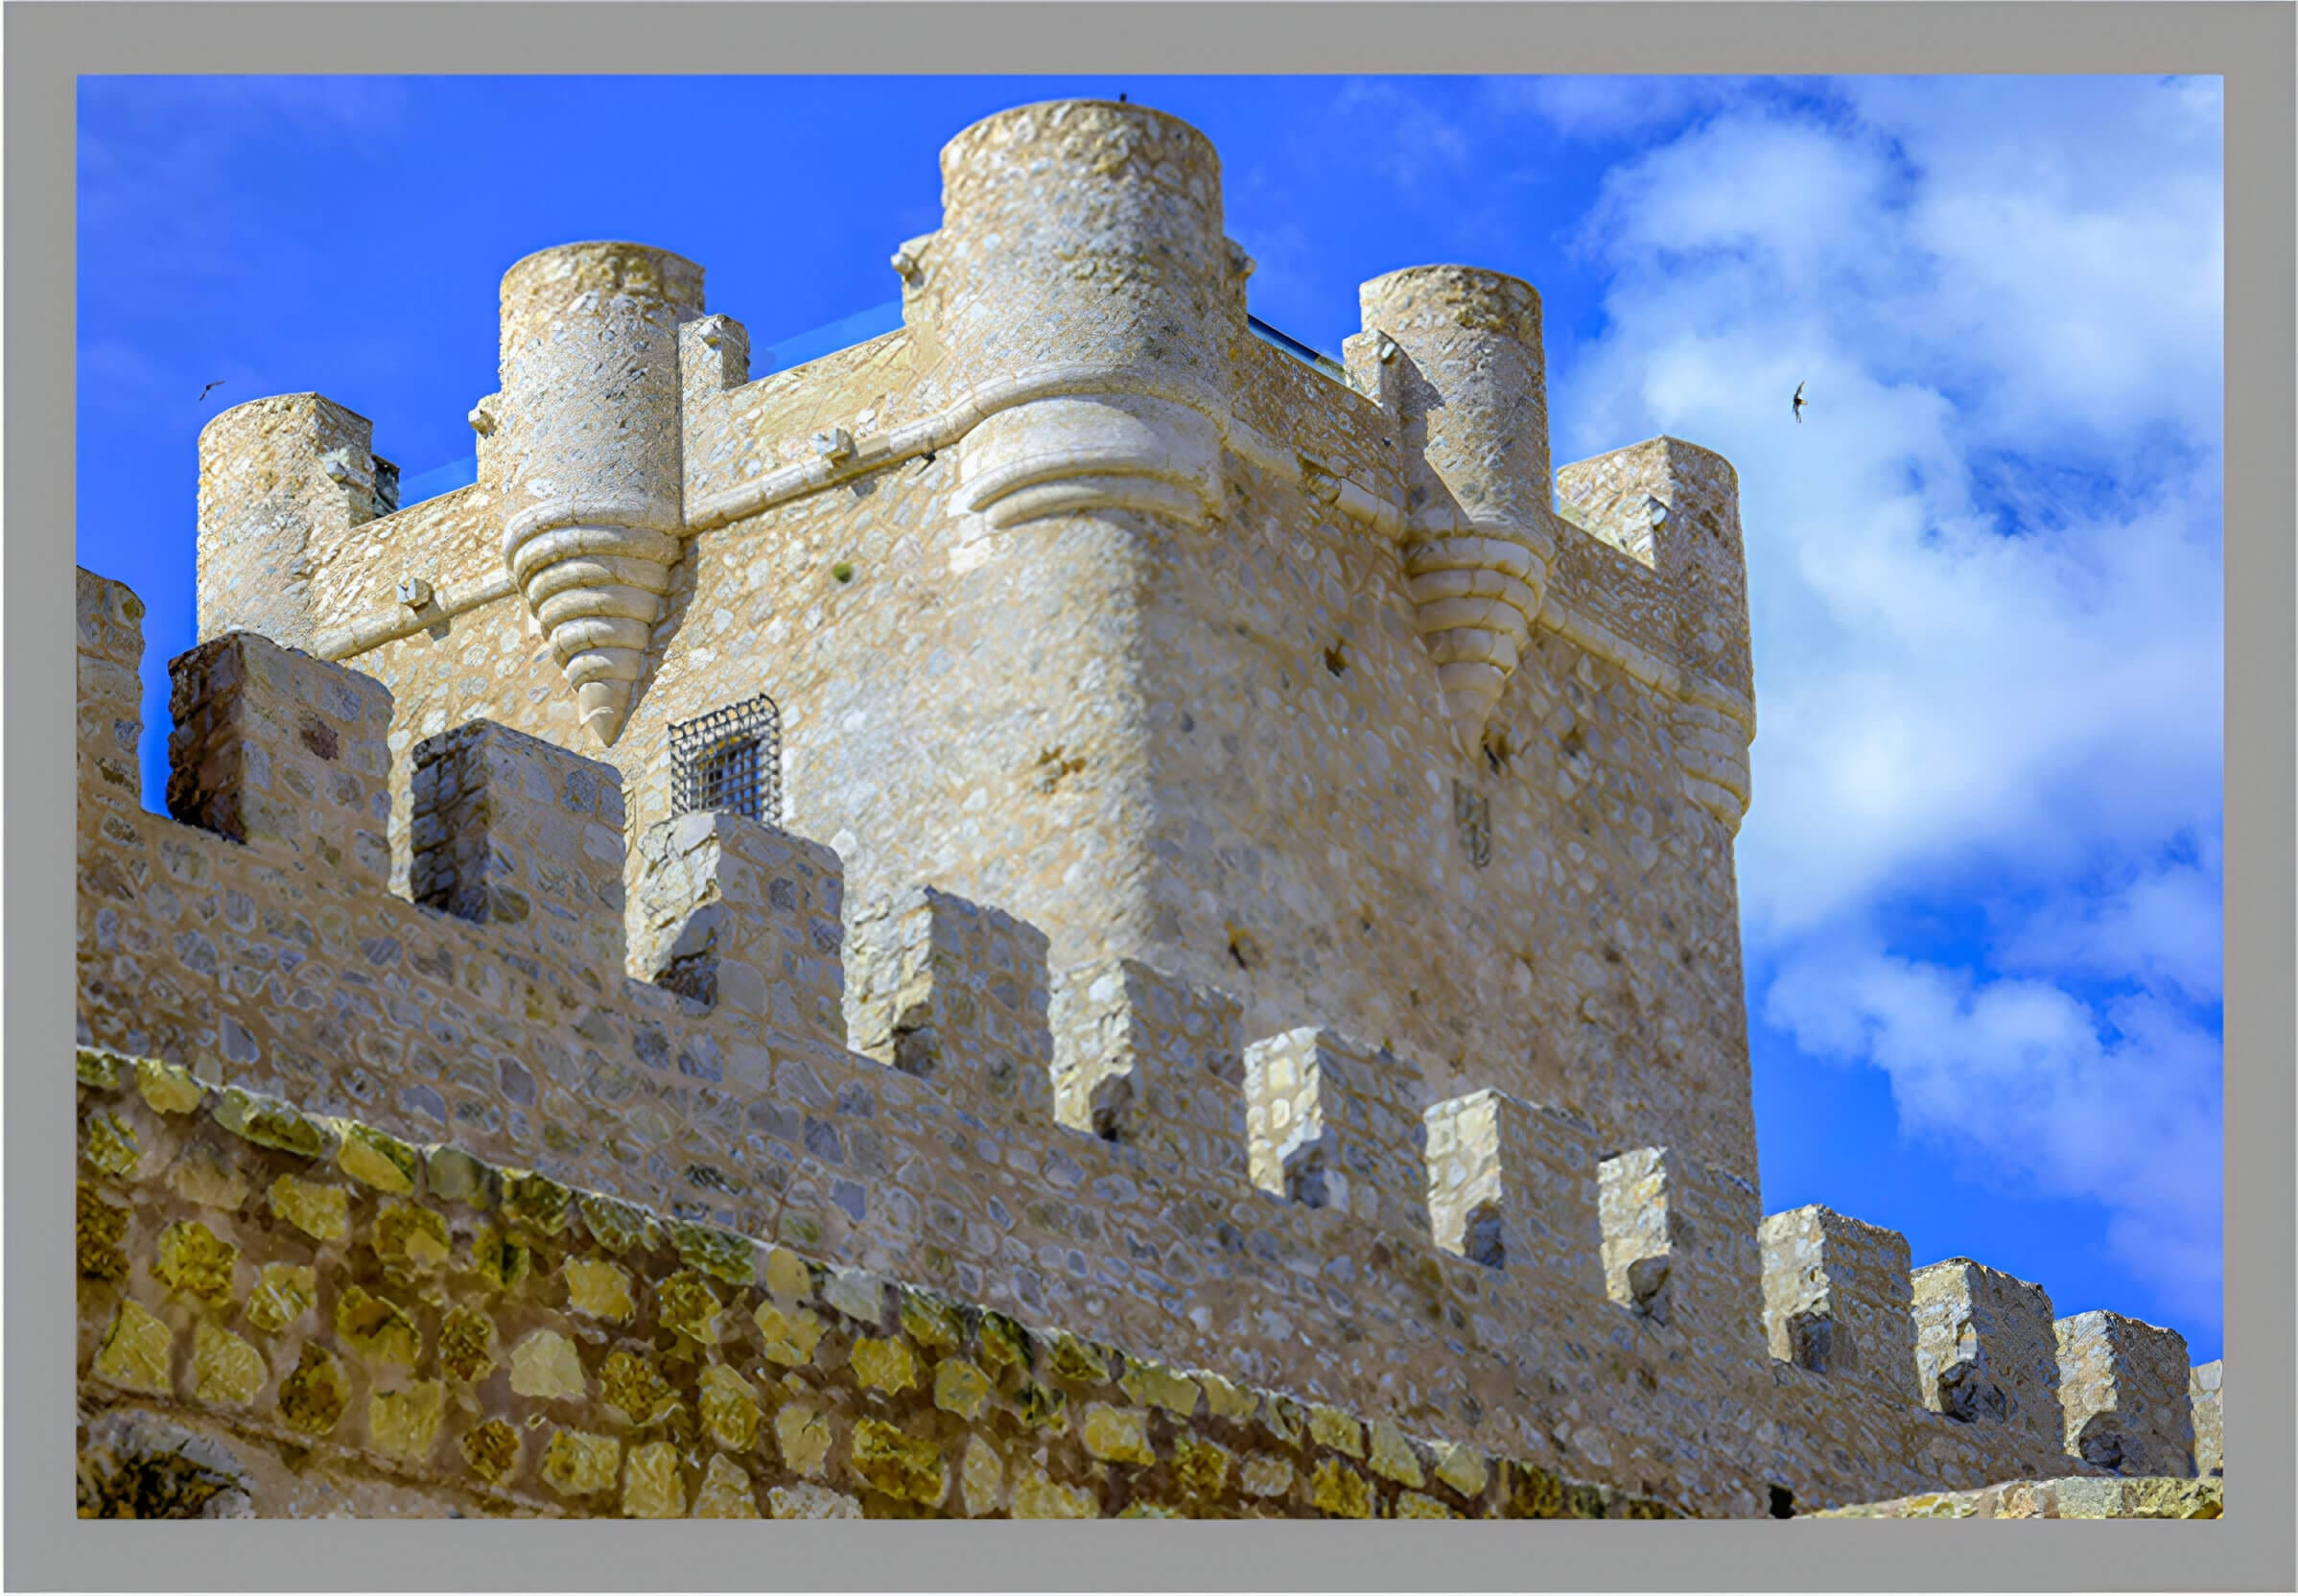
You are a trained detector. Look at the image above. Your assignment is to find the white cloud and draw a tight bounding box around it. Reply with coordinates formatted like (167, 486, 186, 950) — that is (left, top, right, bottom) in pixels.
(1484, 75, 1761, 141)
(1550, 77, 2223, 1326)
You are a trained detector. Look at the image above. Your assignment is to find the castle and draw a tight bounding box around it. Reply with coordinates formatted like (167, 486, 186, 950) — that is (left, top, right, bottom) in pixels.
(74, 97, 2223, 1520)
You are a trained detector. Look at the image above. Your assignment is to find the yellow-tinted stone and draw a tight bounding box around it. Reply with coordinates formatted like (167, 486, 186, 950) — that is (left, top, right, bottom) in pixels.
(563, 1256, 635, 1322)
(1120, 1361, 1202, 1419)
(762, 1244, 814, 1305)
(775, 1404, 832, 1477)
(622, 1441, 686, 1517)
(1262, 1395, 1304, 1446)
(373, 1202, 451, 1272)
(849, 1418, 945, 1505)
(754, 1303, 825, 1366)
(1397, 1490, 1461, 1518)
(541, 1429, 621, 1497)
(578, 1192, 655, 1255)
(1011, 1469, 1100, 1518)
(93, 1301, 174, 1395)
(509, 1329, 588, 1400)
(850, 1335, 917, 1395)
(978, 1311, 1029, 1374)
(135, 1056, 206, 1115)
(960, 1435, 1005, 1516)
(933, 1358, 991, 1419)
(668, 1219, 754, 1284)
(270, 1173, 349, 1243)
(82, 1111, 140, 1179)
(898, 1289, 965, 1352)
(1082, 1404, 1156, 1466)
(335, 1284, 421, 1368)
(335, 1122, 419, 1195)
(1308, 1404, 1365, 1458)
(239, 1262, 314, 1336)
(370, 1380, 446, 1461)
(168, 1151, 249, 1211)
(76, 1183, 129, 1283)
(656, 1269, 723, 1344)
(693, 1454, 761, 1518)
(501, 1170, 574, 1236)
(1118, 1502, 1182, 1518)
(216, 1088, 324, 1159)
(600, 1350, 676, 1425)
(698, 1363, 762, 1451)
(1016, 1380, 1068, 1432)
(192, 1320, 267, 1405)
(1240, 1452, 1295, 1498)
(462, 1419, 521, 1485)
(153, 1220, 238, 1306)
(768, 1482, 861, 1519)
(76, 1045, 122, 1089)
(1312, 1457, 1372, 1518)
(1434, 1442, 1489, 1499)
(1369, 1419, 1425, 1487)
(277, 1344, 350, 1436)
(1043, 1331, 1112, 1383)
(1172, 1435, 1231, 1499)
(1198, 1370, 1258, 1421)
(438, 1305, 497, 1382)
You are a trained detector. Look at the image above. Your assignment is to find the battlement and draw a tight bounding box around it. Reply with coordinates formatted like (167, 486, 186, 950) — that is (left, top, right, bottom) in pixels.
(75, 564, 2221, 1517)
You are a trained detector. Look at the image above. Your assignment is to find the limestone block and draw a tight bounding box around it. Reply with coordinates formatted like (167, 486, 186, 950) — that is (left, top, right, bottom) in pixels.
(1242, 1028, 1426, 1230)
(1600, 1147, 1766, 1365)
(1423, 1089, 1603, 1298)
(2055, 1310, 2196, 1477)
(634, 810, 845, 1051)
(1760, 1206, 1919, 1405)
(843, 885, 1054, 1124)
(410, 719, 627, 973)
(77, 569, 147, 812)
(164, 631, 395, 890)
(1911, 1258, 2064, 1461)
(1049, 958, 1246, 1178)
(2190, 1360, 2221, 1477)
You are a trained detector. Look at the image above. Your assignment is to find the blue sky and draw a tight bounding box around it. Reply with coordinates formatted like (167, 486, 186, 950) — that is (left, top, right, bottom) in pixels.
(78, 75, 2225, 1360)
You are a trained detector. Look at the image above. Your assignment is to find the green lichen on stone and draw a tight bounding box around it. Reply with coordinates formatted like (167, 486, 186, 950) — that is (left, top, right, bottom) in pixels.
(335, 1121, 419, 1195)
(1043, 1330, 1114, 1384)
(579, 1191, 655, 1255)
(134, 1057, 207, 1116)
(500, 1169, 574, 1236)
(897, 1289, 966, 1353)
(243, 1262, 317, 1334)
(82, 1111, 140, 1180)
(75, 1046, 124, 1090)
(1016, 1380, 1068, 1431)
(1311, 1457, 1372, 1518)
(372, 1202, 451, 1273)
(153, 1220, 238, 1306)
(668, 1219, 755, 1285)
(461, 1418, 521, 1485)
(1504, 1461, 1607, 1519)
(848, 1419, 945, 1506)
(469, 1224, 531, 1291)
(600, 1349, 679, 1426)
(1172, 1435, 1231, 1500)
(656, 1269, 725, 1344)
(335, 1284, 421, 1369)
(269, 1173, 349, 1242)
(215, 1088, 326, 1160)
(850, 1335, 918, 1395)
(978, 1310, 1031, 1375)
(76, 1182, 129, 1283)
(438, 1305, 498, 1382)
(277, 1344, 350, 1435)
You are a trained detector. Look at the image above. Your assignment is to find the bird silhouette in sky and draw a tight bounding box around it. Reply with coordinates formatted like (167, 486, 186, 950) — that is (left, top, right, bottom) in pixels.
(199, 380, 225, 402)
(1792, 382, 1806, 424)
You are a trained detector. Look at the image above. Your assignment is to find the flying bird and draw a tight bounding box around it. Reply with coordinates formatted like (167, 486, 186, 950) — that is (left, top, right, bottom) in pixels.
(199, 380, 225, 402)
(1792, 382, 1806, 424)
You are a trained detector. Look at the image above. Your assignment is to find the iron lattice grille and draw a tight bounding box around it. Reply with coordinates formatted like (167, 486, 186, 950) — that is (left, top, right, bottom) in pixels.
(669, 693, 782, 826)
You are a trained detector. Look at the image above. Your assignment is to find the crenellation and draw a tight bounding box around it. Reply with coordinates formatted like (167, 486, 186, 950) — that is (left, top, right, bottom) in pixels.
(2189, 1360, 2222, 1477)
(78, 91, 2222, 1521)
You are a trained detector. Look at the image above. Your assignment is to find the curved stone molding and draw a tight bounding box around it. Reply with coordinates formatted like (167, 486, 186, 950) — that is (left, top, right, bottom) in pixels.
(496, 242, 703, 746)
(955, 392, 1224, 533)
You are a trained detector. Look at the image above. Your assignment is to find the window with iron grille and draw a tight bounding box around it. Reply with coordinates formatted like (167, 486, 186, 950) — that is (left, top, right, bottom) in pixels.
(670, 693, 782, 826)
